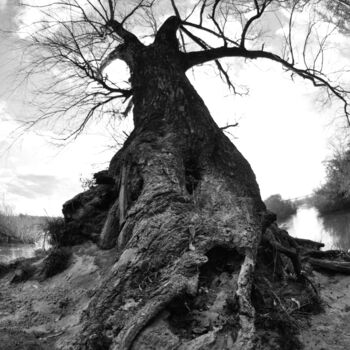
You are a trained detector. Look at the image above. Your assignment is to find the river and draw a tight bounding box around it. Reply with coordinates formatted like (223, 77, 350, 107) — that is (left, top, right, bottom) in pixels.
(1, 207, 349, 263)
(282, 206, 350, 251)
(0, 235, 50, 264)
(0, 243, 37, 264)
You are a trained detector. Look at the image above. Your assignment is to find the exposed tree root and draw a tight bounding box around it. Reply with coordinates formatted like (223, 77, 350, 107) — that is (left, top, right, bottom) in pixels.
(112, 252, 208, 350)
(57, 167, 350, 350)
(303, 249, 350, 261)
(293, 238, 324, 251)
(307, 258, 350, 274)
(59, 173, 345, 350)
(252, 227, 323, 349)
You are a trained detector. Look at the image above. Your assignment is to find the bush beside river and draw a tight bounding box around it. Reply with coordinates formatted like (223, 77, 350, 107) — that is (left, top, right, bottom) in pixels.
(264, 194, 297, 222)
(312, 147, 350, 215)
(0, 205, 52, 244)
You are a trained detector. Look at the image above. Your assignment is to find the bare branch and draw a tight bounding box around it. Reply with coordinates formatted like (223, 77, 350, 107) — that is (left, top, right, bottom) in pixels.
(105, 19, 142, 44)
(199, 0, 207, 26)
(210, 0, 227, 46)
(220, 122, 239, 130)
(182, 21, 239, 46)
(241, 0, 272, 48)
(185, 45, 350, 126)
(170, 0, 181, 18)
(14, 0, 350, 140)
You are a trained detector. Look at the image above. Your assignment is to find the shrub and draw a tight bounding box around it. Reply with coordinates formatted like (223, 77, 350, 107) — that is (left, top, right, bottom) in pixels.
(80, 175, 96, 191)
(0, 203, 46, 243)
(44, 217, 67, 246)
(44, 217, 86, 246)
(264, 194, 297, 222)
(312, 188, 350, 214)
(312, 147, 350, 214)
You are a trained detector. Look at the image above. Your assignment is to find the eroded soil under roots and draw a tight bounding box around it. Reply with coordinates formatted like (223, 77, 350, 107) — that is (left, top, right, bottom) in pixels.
(1, 227, 350, 349)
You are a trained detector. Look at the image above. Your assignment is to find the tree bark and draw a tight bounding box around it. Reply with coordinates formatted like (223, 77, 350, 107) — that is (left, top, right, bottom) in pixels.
(308, 258, 350, 274)
(66, 20, 305, 350)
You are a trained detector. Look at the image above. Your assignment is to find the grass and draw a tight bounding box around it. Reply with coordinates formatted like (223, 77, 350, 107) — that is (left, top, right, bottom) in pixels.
(0, 203, 55, 243)
(44, 217, 67, 247)
(43, 216, 89, 247)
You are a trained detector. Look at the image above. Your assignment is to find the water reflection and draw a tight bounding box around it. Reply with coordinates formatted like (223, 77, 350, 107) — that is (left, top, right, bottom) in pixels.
(282, 206, 350, 251)
(0, 244, 36, 264)
(321, 211, 350, 251)
(0, 233, 50, 264)
(2, 209, 350, 262)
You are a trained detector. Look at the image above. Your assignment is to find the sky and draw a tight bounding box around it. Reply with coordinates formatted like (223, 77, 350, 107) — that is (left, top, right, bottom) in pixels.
(0, 1, 349, 216)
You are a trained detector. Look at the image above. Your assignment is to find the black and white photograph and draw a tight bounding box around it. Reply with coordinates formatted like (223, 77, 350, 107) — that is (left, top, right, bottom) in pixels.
(1, 1, 350, 349)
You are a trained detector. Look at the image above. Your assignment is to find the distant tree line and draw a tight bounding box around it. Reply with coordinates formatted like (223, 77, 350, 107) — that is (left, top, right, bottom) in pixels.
(264, 194, 297, 222)
(0, 204, 47, 243)
(312, 147, 350, 214)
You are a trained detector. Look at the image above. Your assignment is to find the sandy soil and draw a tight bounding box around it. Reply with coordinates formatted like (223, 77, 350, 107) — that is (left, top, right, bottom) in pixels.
(1, 243, 350, 349)
(0, 243, 117, 350)
(299, 272, 350, 349)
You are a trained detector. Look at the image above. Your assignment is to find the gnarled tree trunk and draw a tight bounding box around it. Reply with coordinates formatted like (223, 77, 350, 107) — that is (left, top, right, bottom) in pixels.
(65, 17, 305, 350)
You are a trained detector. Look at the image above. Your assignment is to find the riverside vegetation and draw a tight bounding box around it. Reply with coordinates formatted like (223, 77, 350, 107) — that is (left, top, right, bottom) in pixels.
(265, 144, 350, 221)
(0, 205, 48, 244)
(264, 194, 297, 222)
(312, 147, 350, 214)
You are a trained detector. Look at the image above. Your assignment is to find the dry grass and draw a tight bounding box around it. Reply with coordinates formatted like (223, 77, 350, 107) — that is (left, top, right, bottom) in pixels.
(0, 203, 50, 243)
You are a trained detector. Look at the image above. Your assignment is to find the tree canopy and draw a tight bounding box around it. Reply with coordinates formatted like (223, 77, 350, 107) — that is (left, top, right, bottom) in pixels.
(15, 0, 350, 139)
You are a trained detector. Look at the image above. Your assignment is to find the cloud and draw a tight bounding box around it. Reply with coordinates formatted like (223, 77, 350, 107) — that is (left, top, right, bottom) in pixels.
(5, 174, 59, 199)
(0, 170, 81, 215)
(6, 183, 37, 199)
(15, 0, 103, 39)
(0, 0, 7, 11)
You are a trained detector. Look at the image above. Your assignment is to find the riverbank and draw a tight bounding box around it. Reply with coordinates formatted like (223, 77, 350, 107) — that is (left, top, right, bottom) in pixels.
(299, 272, 350, 349)
(0, 240, 350, 349)
(0, 243, 39, 264)
(0, 242, 118, 350)
(0, 230, 22, 244)
(0, 211, 51, 245)
(282, 206, 350, 251)
(312, 188, 350, 216)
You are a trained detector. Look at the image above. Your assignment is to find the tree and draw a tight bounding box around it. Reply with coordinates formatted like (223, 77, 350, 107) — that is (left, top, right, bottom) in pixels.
(14, 0, 350, 349)
(313, 146, 350, 213)
(322, 0, 350, 34)
(264, 194, 297, 222)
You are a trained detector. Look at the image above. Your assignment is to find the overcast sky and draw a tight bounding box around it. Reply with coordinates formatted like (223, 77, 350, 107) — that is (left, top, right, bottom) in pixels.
(0, 1, 349, 216)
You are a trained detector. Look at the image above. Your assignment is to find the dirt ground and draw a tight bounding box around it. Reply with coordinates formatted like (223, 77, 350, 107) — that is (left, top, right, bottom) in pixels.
(1, 243, 350, 349)
(0, 243, 117, 350)
(299, 272, 350, 349)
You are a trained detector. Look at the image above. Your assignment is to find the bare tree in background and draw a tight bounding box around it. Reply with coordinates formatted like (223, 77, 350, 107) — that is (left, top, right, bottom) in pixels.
(322, 0, 350, 34)
(11, 0, 350, 349)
